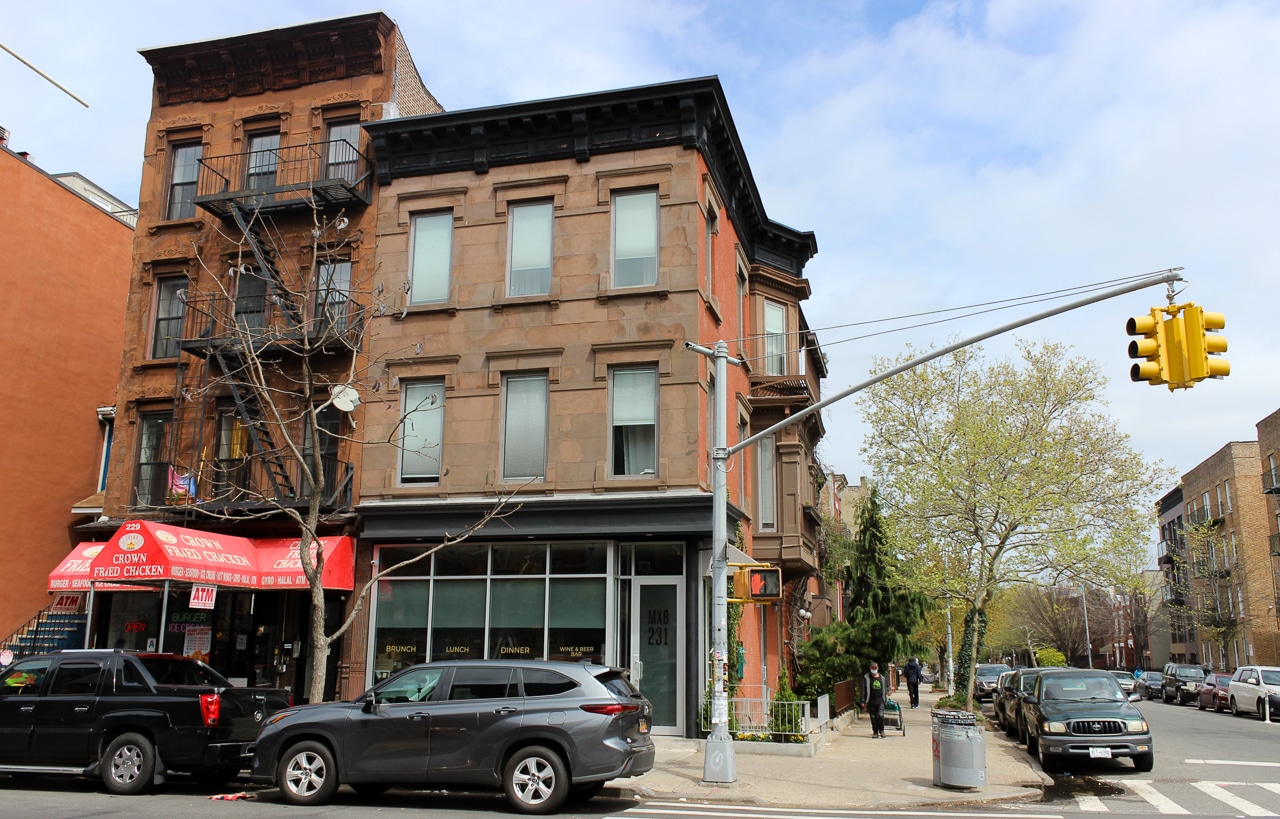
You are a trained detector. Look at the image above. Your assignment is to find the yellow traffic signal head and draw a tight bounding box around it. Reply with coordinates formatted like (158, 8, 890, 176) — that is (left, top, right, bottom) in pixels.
(1127, 308, 1169, 386)
(1182, 304, 1230, 381)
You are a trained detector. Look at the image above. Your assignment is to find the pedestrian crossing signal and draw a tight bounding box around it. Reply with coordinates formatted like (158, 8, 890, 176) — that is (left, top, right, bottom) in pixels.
(732, 567, 781, 601)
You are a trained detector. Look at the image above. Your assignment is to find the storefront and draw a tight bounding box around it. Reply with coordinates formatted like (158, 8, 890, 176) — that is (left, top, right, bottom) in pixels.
(47, 521, 355, 700)
(358, 493, 741, 737)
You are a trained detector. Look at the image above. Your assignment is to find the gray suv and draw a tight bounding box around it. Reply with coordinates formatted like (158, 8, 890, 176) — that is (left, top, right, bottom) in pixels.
(250, 660, 654, 813)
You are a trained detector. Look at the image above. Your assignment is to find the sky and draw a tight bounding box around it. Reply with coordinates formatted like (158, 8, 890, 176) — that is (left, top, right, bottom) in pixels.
(4, 0, 1278, 509)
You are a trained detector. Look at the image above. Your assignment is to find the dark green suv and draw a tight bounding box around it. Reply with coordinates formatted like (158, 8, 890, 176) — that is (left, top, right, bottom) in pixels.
(1022, 669, 1153, 773)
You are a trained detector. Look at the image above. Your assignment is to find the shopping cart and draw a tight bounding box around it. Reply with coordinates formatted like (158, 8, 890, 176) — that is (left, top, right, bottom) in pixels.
(883, 697, 906, 735)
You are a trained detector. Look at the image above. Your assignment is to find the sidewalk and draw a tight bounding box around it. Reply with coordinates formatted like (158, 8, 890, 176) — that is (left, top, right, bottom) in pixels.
(614, 689, 1049, 809)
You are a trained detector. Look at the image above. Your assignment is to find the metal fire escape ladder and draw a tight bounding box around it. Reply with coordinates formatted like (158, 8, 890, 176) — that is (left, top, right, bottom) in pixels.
(229, 201, 304, 329)
(212, 348, 296, 500)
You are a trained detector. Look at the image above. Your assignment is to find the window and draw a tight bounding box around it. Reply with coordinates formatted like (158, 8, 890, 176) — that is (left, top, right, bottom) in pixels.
(303, 405, 343, 497)
(326, 120, 361, 184)
(611, 367, 657, 477)
(135, 411, 173, 506)
(234, 266, 268, 331)
(502, 374, 548, 481)
(316, 259, 352, 331)
(151, 277, 186, 359)
(1224, 479, 1232, 513)
(401, 381, 444, 484)
(214, 408, 249, 496)
(246, 131, 280, 191)
(448, 666, 517, 700)
(1215, 485, 1224, 517)
(522, 669, 577, 697)
(508, 201, 553, 296)
(758, 434, 777, 530)
(0, 659, 50, 695)
(612, 190, 658, 287)
(48, 661, 103, 697)
(764, 300, 786, 375)
(704, 206, 718, 294)
(409, 212, 452, 304)
(166, 143, 201, 220)
(379, 666, 444, 703)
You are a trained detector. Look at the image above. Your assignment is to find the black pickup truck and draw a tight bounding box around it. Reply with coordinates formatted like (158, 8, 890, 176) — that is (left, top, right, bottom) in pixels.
(0, 649, 290, 794)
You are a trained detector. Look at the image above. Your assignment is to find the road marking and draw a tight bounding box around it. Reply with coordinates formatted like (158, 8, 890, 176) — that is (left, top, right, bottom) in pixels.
(1124, 780, 1191, 814)
(1186, 759, 1280, 768)
(1075, 795, 1108, 811)
(1259, 784, 1280, 797)
(1191, 782, 1277, 817)
(638, 806, 1064, 819)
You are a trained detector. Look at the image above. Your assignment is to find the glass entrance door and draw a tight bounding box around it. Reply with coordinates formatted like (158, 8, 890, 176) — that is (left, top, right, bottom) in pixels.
(631, 579, 683, 735)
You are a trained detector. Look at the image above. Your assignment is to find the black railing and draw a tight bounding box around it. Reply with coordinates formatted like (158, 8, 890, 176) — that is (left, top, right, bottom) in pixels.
(0, 608, 87, 660)
(194, 139, 372, 218)
(1264, 466, 1280, 494)
(142, 454, 352, 511)
(179, 290, 363, 354)
(1185, 507, 1220, 527)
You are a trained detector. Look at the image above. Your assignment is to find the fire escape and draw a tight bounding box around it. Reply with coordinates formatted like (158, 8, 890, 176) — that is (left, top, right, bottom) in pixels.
(162, 139, 371, 515)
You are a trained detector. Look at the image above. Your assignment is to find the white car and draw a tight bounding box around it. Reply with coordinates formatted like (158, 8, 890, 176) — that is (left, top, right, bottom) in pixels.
(1227, 665, 1280, 718)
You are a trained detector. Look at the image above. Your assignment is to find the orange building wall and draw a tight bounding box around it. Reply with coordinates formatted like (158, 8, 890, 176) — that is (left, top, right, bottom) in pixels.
(0, 148, 132, 637)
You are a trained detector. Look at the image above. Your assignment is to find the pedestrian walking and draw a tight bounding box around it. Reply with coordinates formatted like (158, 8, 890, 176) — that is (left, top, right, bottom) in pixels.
(863, 662, 887, 738)
(904, 656, 923, 709)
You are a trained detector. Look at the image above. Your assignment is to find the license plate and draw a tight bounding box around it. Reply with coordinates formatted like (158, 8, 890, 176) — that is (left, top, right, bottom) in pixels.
(639, 717, 650, 734)
(1089, 747, 1112, 759)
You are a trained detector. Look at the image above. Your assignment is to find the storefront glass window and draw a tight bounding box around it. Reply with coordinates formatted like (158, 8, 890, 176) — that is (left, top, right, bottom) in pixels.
(431, 579, 485, 660)
(551, 542, 606, 574)
(492, 544, 546, 575)
(373, 580, 429, 678)
(379, 546, 431, 577)
(488, 578, 545, 659)
(548, 578, 605, 663)
(634, 543, 683, 575)
(435, 545, 488, 576)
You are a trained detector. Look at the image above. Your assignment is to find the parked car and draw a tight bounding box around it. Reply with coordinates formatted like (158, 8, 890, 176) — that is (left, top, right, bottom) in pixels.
(1109, 670, 1136, 694)
(250, 660, 655, 813)
(992, 670, 1016, 727)
(974, 663, 1011, 702)
(1021, 669, 1153, 773)
(999, 667, 1047, 740)
(1227, 665, 1280, 719)
(1197, 673, 1232, 712)
(1162, 662, 1206, 705)
(0, 649, 291, 794)
(1135, 670, 1162, 700)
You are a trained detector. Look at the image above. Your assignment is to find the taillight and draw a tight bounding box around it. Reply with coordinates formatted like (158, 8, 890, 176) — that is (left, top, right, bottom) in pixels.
(199, 693, 221, 726)
(580, 703, 640, 716)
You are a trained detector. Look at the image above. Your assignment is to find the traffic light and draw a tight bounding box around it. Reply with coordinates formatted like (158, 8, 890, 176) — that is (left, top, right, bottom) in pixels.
(1126, 308, 1172, 386)
(732, 567, 782, 601)
(1181, 304, 1230, 382)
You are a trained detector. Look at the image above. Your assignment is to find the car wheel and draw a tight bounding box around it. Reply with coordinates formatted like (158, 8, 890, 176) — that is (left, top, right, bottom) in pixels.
(504, 745, 569, 815)
(1258, 699, 1267, 721)
(1133, 752, 1154, 773)
(102, 732, 157, 795)
(1198, 696, 1207, 710)
(277, 741, 339, 807)
(1026, 728, 1039, 755)
(1215, 698, 1224, 713)
(1162, 689, 1172, 704)
(1037, 743, 1057, 774)
(1004, 714, 1017, 737)
(1231, 696, 1241, 716)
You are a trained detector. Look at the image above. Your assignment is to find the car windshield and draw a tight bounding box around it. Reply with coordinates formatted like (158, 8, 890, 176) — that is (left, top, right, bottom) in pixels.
(1144, 672, 1161, 682)
(1262, 670, 1280, 685)
(1019, 674, 1039, 692)
(1175, 668, 1205, 681)
(1110, 672, 1132, 682)
(1041, 675, 1124, 701)
(977, 666, 1005, 679)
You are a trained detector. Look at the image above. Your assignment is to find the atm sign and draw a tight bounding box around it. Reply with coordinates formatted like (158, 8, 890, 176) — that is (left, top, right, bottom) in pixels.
(189, 584, 217, 610)
(50, 593, 82, 613)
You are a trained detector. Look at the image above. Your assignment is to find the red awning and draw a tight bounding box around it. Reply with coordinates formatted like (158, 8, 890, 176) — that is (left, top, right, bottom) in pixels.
(88, 521, 259, 588)
(254, 536, 354, 590)
(49, 542, 108, 591)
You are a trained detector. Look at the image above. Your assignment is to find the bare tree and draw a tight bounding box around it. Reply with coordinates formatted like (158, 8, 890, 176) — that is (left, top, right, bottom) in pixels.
(150, 200, 513, 702)
(1168, 522, 1249, 671)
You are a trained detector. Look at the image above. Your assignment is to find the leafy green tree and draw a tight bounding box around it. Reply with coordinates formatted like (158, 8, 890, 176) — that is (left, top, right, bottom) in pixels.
(843, 488, 931, 676)
(858, 340, 1169, 708)
(793, 620, 863, 701)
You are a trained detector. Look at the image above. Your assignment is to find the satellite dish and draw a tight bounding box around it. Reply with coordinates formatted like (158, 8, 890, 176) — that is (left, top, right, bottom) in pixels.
(331, 384, 361, 412)
(335, 216, 349, 230)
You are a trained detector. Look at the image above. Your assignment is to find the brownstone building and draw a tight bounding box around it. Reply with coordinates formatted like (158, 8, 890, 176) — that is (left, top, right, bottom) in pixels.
(354, 78, 824, 735)
(1181, 441, 1278, 668)
(1257, 408, 1280, 644)
(85, 13, 439, 697)
(0, 139, 132, 648)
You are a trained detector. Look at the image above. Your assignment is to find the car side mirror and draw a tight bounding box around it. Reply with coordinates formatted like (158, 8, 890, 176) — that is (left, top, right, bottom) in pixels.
(1129, 693, 1141, 702)
(362, 691, 378, 713)
(1023, 695, 1038, 706)
(1249, 678, 1259, 686)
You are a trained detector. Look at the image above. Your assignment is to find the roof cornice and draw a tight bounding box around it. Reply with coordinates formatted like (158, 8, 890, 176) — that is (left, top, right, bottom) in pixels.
(366, 76, 817, 277)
